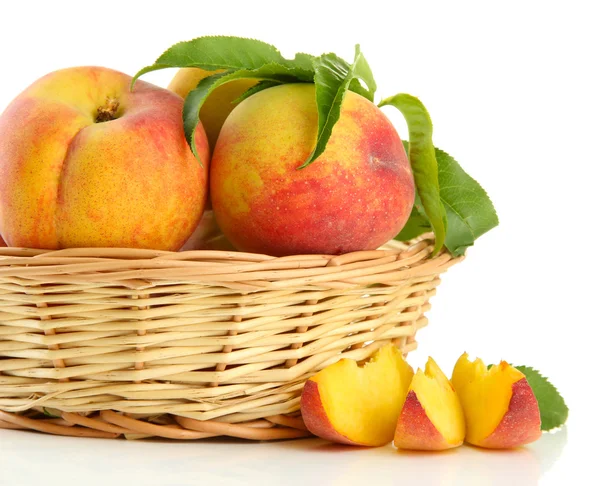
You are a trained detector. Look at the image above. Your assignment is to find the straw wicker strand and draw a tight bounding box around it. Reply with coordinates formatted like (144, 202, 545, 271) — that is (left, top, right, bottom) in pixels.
(0, 236, 463, 440)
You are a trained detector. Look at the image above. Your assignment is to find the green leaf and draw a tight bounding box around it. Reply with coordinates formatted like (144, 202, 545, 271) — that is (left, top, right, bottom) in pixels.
(134, 37, 382, 170)
(299, 45, 375, 169)
(395, 206, 431, 242)
(300, 53, 352, 168)
(183, 65, 304, 161)
(132, 36, 289, 86)
(435, 147, 499, 256)
(233, 80, 282, 105)
(183, 71, 230, 162)
(288, 52, 318, 79)
(134, 36, 325, 161)
(395, 193, 431, 241)
(395, 143, 498, 254)
(395, 144, 431, 241)
(348, 78, 372, 101)
(516, 366, 569, 432)
(351, 49, 377, 101)
(379, 94, 447, 255)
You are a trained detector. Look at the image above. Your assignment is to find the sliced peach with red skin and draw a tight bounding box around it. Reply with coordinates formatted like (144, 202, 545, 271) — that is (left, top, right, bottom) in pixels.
(452, 353, 541, 449)
(0, 236, 5, 247)
(394, 357, 465, 451)
(300, 344, 414, 446)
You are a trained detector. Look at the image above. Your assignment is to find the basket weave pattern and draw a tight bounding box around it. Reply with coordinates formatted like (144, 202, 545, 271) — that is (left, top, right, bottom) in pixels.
(0, 237, 461, 440)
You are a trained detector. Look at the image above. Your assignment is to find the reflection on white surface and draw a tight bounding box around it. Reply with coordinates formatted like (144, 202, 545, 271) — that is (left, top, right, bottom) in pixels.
(0, 427, 567, 486)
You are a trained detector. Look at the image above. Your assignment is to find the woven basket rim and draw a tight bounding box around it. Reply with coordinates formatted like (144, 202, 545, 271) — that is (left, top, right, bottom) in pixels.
(0, 235, 460, 289)
(0, 234, 424, 259)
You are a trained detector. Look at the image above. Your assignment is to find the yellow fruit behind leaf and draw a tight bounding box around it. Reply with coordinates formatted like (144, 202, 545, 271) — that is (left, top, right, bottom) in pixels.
(168, 68, 257, 150)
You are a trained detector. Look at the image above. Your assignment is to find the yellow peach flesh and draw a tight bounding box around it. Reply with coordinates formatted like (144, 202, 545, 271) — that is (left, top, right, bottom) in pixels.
(394, 357, 465, 451)
(301, 344, 414, 446)
(452, 353, 541, 448)
(413, 358, 465, 445)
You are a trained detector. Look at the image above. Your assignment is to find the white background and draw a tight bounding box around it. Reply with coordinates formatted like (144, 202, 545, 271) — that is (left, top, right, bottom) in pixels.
(0, 1, 597, 484)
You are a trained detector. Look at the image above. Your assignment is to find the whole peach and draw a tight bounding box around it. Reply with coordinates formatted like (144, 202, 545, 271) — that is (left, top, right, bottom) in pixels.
(210, 83, 415, 256)
(0, 66, 209, 251)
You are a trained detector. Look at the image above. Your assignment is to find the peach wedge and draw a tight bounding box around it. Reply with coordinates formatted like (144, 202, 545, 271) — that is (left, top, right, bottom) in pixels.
(452, 353, 542, 449)
(394, 357, 465, 451)
(300, 344, 414, 446)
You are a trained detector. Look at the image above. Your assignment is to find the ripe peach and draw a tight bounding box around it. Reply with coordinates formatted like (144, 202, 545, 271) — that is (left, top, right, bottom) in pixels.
(210, 83, 415, 256)
(168, 68, 257, 150)
(394, 357, 465, 451)
(452, 354, 542, 449)
(0, 66, 209, 251)
(300, 344, 414, 446)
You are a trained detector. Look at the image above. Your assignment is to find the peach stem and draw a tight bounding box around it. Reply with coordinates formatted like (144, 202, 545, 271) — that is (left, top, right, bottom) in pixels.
(95, 97, 120, 123)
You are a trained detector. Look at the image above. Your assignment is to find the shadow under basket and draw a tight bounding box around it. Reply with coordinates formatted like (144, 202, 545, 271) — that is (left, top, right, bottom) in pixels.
(0, 236, 462, 441)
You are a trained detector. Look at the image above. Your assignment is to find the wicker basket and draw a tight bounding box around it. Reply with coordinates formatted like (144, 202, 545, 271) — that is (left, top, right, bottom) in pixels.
(0, 236, 461, 440)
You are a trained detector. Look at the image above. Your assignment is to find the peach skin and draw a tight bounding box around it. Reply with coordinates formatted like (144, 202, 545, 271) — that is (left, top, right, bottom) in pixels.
(0, 66, 209, 251)
(452, 353, 542, 449)
(300, 344, 414, 446)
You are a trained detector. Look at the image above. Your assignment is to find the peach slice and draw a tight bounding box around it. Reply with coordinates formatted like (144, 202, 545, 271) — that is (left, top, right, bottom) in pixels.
(394, 357, 465, 451)
(452, 353, 541, 449)
(300, 344, 414, 446)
